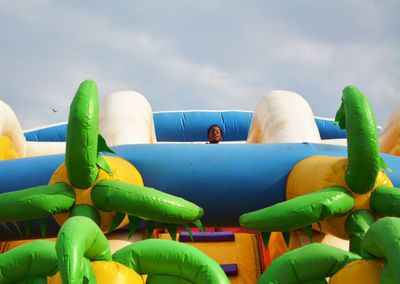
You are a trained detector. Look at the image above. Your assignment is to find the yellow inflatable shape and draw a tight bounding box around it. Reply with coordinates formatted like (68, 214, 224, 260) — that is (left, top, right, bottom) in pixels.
(0, 136, 19, 160)
(49, 156, 144, 232)
(329, 259, 383, 284)
(48, 260, 146, 284)
(286, 156, 393, 239)
(267, 232, 289, 261)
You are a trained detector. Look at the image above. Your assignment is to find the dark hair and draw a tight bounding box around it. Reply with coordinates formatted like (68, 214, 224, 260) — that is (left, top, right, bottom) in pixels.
(207, 124, 223, 136)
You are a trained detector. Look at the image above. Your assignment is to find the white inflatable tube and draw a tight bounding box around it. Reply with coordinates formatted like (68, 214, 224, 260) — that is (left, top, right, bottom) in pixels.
(25, 141, 66, 157)
(247, 90, 321, 143)
(99, 91, 157, 146)
(320, 139, 347, 146)
(0, 101, 66, 158)
(0, 100, 27, 157)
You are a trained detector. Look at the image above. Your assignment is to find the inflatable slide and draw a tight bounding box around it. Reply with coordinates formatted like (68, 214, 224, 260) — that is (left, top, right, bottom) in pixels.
(0, 80, 400, 283)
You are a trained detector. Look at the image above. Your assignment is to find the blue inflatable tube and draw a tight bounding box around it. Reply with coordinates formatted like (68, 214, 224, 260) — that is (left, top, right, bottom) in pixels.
(24, 123, 68, 142)
(314, 118, 347, 139)
(23, 111, 254, 142)
(23, 112, 351, 142)
(1, 143, 399, 240)
(153, 111, 253, 141)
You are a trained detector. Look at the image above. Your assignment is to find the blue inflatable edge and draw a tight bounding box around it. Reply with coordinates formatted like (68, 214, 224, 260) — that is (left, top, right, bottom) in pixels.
(23, 111, 348, 142)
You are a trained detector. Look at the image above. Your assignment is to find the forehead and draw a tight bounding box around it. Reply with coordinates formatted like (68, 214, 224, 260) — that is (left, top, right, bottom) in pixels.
(209, 126, 221, 131)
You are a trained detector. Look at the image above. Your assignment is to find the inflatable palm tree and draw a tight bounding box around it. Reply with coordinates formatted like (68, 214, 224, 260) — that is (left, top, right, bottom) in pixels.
(0, 80, 229, 283)
(240, 86, 400, 283)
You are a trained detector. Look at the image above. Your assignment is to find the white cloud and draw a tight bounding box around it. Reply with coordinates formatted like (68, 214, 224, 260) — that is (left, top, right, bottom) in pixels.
(0, 0, 398, 129)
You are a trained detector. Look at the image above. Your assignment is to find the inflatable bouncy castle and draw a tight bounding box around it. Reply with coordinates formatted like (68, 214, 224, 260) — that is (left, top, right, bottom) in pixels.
(0, 80, 400, 283)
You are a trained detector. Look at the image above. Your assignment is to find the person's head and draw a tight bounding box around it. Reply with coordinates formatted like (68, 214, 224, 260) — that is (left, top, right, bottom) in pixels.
(207, 124, 223, 144)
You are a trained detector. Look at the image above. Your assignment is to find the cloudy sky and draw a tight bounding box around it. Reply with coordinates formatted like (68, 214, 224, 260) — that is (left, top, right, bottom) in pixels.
(0, 0, 399, 129)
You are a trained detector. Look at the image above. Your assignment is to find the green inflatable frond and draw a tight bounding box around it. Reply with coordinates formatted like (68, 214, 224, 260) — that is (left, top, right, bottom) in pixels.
(334, 101, 346, 129)
(70, 204, 101, 226)
(97, 154, 113, 175)
(146, 221, 156, 239)
(112, 239, 230, 283)
(361, 218, 400, 283)
(39, 218, 47, 238)
(380, 259, 395, 284)
(128, 215, 142, 239)
(98, 133, 115, 154)
(183, 224, 194, 241)
(65, 79, 100, 189)
(0, 183, 75, 222)
(282, 231, 290, 248)
(56, 216, 112, 283)
(370, 185, 400, 217)
(193, 220, 204, 233)
(307, 279, 328, 284)
(145, 275, 192, 284)
(25, 220, 33, 238)
(165, 223, 178, 241)
(345, 210, 375, 255)
(341, 85, 380, 194)
(257, 243, 361, 283)
(0, 240, 58, 282)
(18, 277, 49, 284)
(82, 257, 97, 283)
(92, 179, 204, 224)
(301, 225, 313, 243)
(109, 212, 126, 233)
(239, 186, 353, 232)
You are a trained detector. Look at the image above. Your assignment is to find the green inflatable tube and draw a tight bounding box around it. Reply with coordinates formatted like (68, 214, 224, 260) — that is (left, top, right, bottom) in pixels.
(0, 183, 74, 221)
(257, 243, 361, 283)
(344, 210, 375, 255)
(370, 185, 400, 217)
(56, 216, 112, 284)
(92, 180, 204, 224)
(18, 278, 48, 284)
(146, 275, 192, 284)
(112, 239, 229, 284)
(361, 217, 400, 284)
(337, 86, 380, 194)
(239, 186, 354, 231)
(70, 204, 101, 226)
(0, 240, 58, 283)
(65, 79, 99, 189)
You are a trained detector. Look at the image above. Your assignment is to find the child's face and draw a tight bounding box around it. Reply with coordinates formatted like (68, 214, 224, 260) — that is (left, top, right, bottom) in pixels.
(208, 126, 222, 143)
